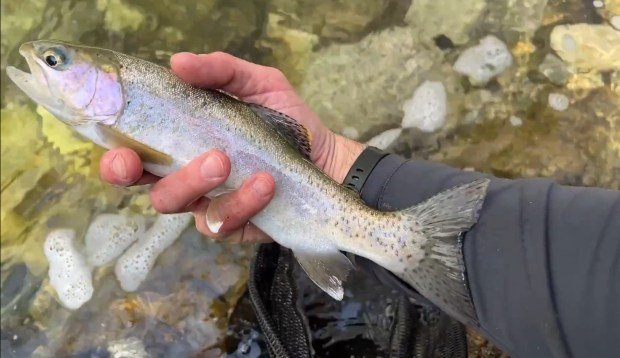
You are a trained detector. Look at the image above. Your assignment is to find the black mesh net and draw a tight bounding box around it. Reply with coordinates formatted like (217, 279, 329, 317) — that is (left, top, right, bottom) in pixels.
(227, 243, 468, 358)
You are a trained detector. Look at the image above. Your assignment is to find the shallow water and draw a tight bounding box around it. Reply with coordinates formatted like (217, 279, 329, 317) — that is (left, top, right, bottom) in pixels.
(1, 0, 618, 356)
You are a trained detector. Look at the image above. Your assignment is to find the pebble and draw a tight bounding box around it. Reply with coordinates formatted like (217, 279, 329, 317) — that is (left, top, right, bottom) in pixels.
(548, 93, 570, 111)
(611, 16, 620, 31)
(509, 116, 523, 127)
(366, 128, 402, 150)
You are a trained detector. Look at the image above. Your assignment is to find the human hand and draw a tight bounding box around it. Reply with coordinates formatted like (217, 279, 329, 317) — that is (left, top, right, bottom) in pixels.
(99, 52, 365, 243)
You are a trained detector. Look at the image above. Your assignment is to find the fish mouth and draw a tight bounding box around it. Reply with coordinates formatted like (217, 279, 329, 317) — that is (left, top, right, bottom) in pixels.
(6, 42, 64, 115)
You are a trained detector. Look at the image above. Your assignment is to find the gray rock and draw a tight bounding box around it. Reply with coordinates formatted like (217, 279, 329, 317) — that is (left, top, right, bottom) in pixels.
(300, 27, 443, 136)
(405, 0, 487, 45)
(538, 54, 571, 86)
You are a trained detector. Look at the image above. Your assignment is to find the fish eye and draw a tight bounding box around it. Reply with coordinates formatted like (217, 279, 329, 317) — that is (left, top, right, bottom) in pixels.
(45, 54, 58, 67)
(43, 49, 65, 68)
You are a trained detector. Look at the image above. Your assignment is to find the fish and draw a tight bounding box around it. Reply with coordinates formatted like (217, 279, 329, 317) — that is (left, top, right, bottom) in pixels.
(7, 40, 489, 326)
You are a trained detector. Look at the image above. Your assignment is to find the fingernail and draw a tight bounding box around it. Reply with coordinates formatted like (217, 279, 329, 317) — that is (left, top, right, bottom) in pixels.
(111, 154, 127, 182)
(200, 154, 225, 182)
(252, 176, 273, 198)
(206, 204, 224, 234)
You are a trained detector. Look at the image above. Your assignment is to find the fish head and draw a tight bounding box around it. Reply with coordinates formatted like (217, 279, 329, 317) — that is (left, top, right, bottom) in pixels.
(6, 40, 124, 126)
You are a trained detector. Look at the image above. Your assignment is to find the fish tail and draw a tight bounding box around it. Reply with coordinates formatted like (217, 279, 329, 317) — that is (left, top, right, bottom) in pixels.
(398, 178, 490, 325)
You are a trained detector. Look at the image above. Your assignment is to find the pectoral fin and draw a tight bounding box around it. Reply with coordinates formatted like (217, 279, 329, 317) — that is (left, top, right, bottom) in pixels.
(96, 124, 172, 165)
(294, 249, 355, 300)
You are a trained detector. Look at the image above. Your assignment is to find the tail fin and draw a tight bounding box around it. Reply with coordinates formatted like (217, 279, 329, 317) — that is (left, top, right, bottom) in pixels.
(401, 178, 490, 326)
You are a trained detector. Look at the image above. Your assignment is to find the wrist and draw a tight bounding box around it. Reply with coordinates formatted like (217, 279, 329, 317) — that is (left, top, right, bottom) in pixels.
(315, 132, 366, 184)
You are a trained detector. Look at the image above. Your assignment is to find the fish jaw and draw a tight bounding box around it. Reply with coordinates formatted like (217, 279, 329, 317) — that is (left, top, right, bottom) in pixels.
(7, 40, 124, 127)
(7, 47, 67, 120)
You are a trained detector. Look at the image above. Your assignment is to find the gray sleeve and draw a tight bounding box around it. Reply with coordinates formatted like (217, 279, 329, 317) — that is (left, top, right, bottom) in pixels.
(359, 154, 620, 358)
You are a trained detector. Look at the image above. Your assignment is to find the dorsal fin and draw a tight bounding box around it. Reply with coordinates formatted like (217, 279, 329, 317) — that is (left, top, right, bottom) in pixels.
(248, 103, 312, 159)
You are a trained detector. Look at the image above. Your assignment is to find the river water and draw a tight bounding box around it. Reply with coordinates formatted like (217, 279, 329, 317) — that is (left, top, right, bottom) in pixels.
(1, 0, 618, 356)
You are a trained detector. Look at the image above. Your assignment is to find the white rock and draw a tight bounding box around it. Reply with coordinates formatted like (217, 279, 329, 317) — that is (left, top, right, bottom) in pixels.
(453, 35, 513, 85)
(44, 229, 93, 310)
(85, 214, 145, 267)
(366, 128, 403, 150)
(108, 337, 148, 358)
(509, 116, 523, 127)
(401, 81, 447, 132)
(593, 0, 604, 8)
(341, 126, 360, 140)
(548, 93, 570, 111)
(612, 16, 620, 31)
(115, 213, 192, 292)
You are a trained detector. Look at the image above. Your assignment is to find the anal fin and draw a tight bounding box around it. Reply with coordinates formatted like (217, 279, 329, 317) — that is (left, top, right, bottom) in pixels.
(294, 249, 355, 300)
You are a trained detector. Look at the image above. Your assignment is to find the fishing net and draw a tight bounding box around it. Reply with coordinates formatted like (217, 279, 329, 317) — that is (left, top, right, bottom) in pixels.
(227, 243, 468, 358)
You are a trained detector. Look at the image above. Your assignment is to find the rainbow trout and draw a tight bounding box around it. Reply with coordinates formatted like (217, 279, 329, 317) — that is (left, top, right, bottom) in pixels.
(7, 41, 489, 325)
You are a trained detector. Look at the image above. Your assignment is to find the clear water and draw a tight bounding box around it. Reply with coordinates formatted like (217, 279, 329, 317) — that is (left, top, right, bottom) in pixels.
(1, 0, 618, 356)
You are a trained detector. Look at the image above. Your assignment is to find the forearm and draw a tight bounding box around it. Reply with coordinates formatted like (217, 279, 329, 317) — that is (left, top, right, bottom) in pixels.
(357, 152, 620, 357)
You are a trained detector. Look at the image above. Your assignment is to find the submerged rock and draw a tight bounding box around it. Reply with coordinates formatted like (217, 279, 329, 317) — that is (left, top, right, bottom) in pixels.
(548, 93, 570, 111)
(538, 54, 571, 86)
(85, 214, 145, 267)
(497, 0, 548, 34)
(269, 0, 389, 42)
(612, 16, 620, 30)
(107, 337, 148, 358)
(301, 26, 443, 136)
(402, 80, 447, 133)
(115, 214, 192, 292)
(509, 116, 523, 127)
(405, 0, 487, 45)
(550, 24, 620, 72)
(453, 35, 513, 86)
(341, 126, 360, 140)
(97, 0, 145, 32)
(256, 13, 319, 86)
(44, 229, 93, 310)
(366, 128, 403, 150)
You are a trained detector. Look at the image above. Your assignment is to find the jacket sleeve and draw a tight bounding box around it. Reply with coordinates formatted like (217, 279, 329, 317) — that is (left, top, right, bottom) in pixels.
(359, 153, 620, 358)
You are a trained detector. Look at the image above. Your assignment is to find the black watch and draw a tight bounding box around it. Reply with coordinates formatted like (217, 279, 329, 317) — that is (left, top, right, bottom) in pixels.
(343, 146, 389, 194)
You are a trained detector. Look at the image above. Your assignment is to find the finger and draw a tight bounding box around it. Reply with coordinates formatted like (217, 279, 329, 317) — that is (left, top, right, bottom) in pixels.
(206, 172, 275, 234)
(192, 197, 273, 243)
(99, 148, 149, 186)
(222, 223, 273, 244)
(149, 150, 231, 214)
(195, 217, 273, 244)
(170, 52, 293, 99)
(191, 172, 275, 237)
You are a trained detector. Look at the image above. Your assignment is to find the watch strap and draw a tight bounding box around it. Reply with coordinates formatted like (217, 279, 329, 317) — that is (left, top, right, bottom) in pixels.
(343, 146, 389, 194)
